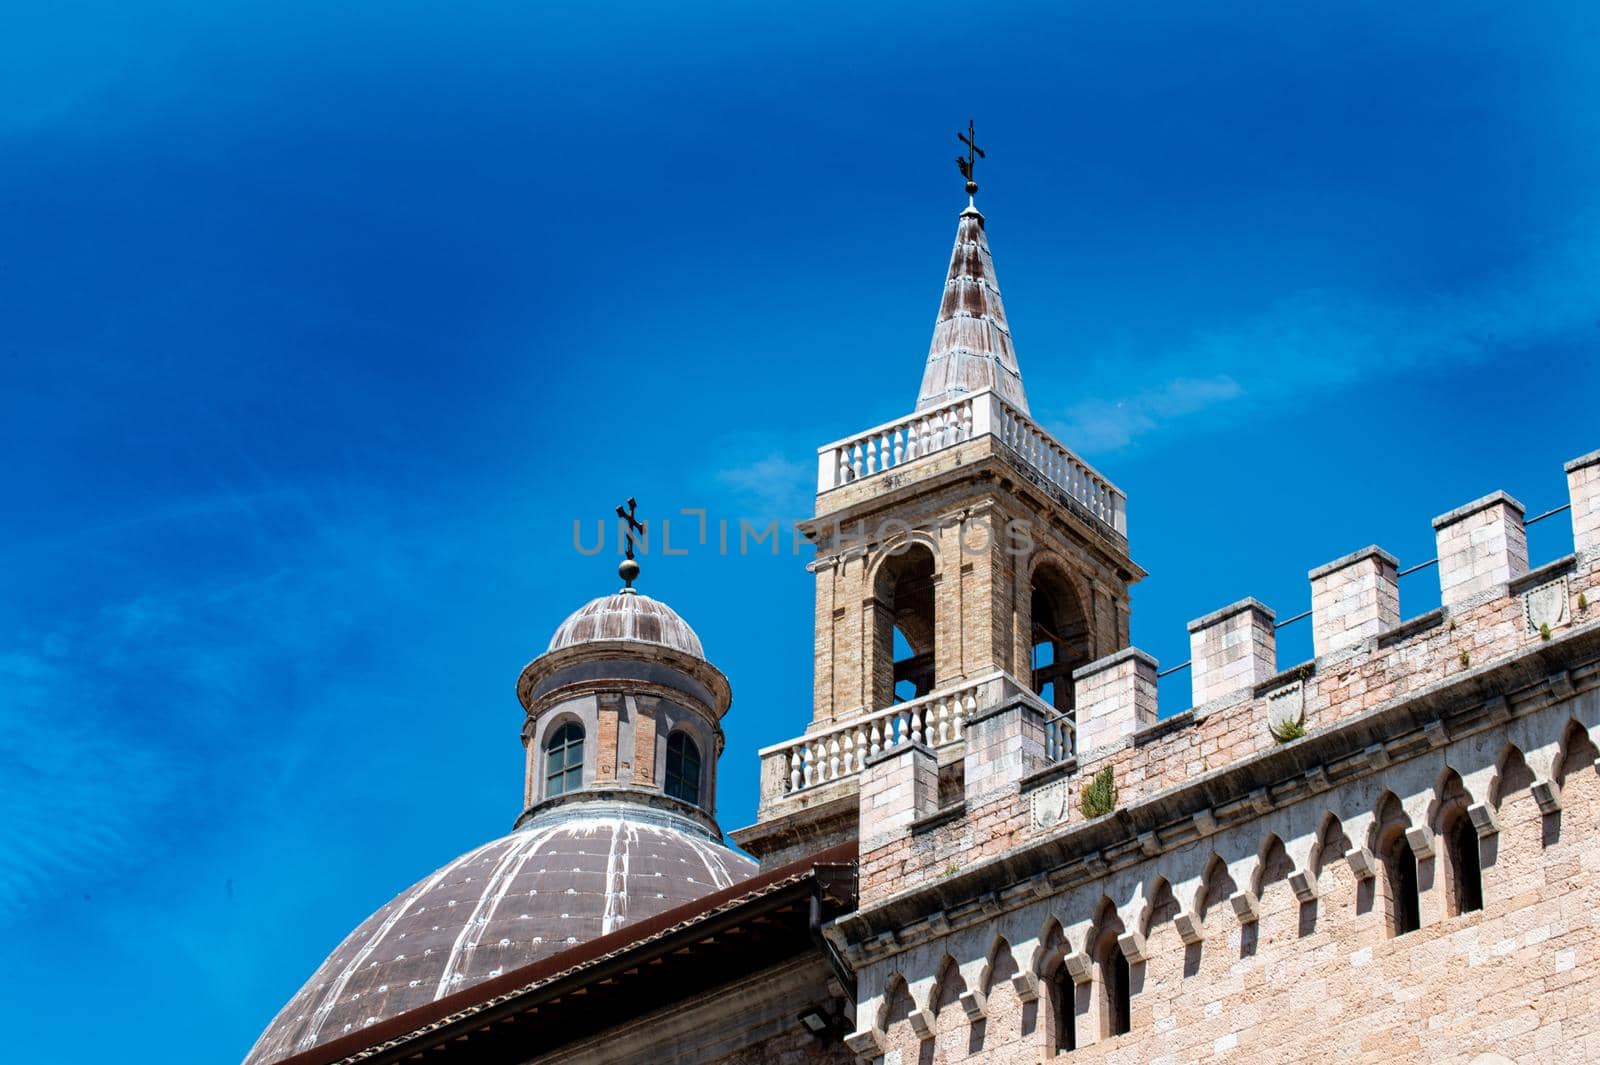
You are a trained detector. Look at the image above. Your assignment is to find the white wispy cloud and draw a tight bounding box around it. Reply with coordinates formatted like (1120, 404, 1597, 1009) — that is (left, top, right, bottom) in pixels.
(0, 649, 175, 917)
(713, 450, 813, 518)
(1048, 216, 1600, 453)
(0, 479, 446, 924)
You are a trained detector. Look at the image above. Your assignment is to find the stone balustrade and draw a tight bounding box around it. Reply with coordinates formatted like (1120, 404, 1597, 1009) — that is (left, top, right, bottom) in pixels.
(758, 671, 1073, 799)
(815, 389, 1127, 536)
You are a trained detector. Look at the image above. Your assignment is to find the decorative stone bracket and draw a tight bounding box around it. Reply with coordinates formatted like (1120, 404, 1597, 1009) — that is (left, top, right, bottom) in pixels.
(1345, 846, 1378, 880)
(1173, 911, 1203, 946)
(1061, 951, 1094, 985)
(1117, 929, 1149, 963)
(1532, 780, 1563, 814)
(958, 989, 987, 1022)
(1466, 802, 1501, 837)
(1404, 825, 1435, 859)
(843, 1027, 886, 1060)
(1229, 890, 1260, 924)
(1288, 870, 1319, 902)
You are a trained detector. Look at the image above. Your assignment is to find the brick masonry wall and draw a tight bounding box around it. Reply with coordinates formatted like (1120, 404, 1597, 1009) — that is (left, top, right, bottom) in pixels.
(860, 549, 1598, 900)
(847, 682, 1600, 1064)
(804, 446, 1136, 733)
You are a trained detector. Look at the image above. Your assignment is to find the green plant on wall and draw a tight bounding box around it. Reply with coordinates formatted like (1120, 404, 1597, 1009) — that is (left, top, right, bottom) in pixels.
(1270, 717, 1308, 743)
(1080, 766, 1117, 819)
(1540, 622, 1552, 641)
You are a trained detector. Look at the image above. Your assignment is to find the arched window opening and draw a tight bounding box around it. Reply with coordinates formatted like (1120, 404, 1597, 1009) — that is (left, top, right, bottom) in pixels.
(1088, 914, 1131, 1041)
(1385, 834, 1421, 936)
(1031, 567, 1091, 720)
(872, 546, 937, 709)
(665, 731, 702, 806)
(544, 721, 584, 798)
(1104, 948, 1131, 1037)
(1050, 962, 1076, 1053)
(1447, 814, 1483, 914)
(893, 629, 921, 703)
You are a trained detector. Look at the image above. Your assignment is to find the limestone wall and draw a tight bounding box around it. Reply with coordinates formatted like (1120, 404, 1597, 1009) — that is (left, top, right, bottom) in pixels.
(842, 686, 1600, 1063)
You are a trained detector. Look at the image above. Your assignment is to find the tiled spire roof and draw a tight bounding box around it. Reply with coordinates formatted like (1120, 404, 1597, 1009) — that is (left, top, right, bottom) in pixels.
(915, 203, 1029, 415)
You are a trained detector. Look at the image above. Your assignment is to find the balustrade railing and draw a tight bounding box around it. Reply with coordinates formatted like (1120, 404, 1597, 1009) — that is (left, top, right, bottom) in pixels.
(1043, 706, 1074, 764)
(761, 679, 983, 797)
(760, 673, 1077, 799)
(815, 390, 1127, 536)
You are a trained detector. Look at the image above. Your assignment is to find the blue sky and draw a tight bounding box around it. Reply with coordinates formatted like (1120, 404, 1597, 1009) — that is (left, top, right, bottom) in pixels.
(2, 2, 1597, 1061)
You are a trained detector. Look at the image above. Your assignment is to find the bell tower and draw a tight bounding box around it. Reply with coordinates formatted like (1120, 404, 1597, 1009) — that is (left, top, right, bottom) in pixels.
(802, 195, 1143, 737)
(734, 143, 1144, 866)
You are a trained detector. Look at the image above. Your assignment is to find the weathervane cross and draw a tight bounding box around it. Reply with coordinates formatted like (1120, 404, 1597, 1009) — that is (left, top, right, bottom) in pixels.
(956, 118, 985, 197)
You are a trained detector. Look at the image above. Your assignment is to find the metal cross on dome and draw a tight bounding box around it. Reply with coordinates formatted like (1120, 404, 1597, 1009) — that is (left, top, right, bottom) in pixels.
(956, 118, 985, 196)
(615, 497, 646, 561)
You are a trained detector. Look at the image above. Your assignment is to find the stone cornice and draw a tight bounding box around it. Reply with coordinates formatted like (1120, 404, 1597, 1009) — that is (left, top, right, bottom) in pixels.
(829, 619, 1600, 965)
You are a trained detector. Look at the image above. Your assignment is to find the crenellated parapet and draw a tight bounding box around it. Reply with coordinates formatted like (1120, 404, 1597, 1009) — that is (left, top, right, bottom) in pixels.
(840, 449, 1599, 903)
(829, 486, 1600, 1061)
(832, 657, 1600, 1060)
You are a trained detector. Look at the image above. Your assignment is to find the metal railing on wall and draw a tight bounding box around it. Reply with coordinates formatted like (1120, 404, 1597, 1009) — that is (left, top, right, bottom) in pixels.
(1152, 502, 1572, 679)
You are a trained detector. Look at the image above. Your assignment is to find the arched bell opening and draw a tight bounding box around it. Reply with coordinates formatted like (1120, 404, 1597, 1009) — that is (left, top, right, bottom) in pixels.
(1030, 563, 1091, 718)
(871, 544, 938, 709)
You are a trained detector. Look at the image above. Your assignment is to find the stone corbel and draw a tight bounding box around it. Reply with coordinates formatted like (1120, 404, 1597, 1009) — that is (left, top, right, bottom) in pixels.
(1229, 890, 1260, 924)
(907, 1007, 936, 1039)
(843, 1027, 886, 1061)
(958, 989, 987, 1022)
(1404, 825, 1435, 859)
(1116, 929, 1149, 963)
(1466, 802, 1500, 837)
(1344, 846, 1377, 880)
(1287, 870, 1319, 902)
(1009, 971, 1040, 1002)
(1062, 951, 1094, 985)
(1173, 910, 1203, 946)
(1532, 780, 1562, 815)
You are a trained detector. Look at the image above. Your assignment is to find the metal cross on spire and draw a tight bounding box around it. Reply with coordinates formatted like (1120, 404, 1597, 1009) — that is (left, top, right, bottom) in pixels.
(615, 497, 645, 589)
(955, 118, 985, 200)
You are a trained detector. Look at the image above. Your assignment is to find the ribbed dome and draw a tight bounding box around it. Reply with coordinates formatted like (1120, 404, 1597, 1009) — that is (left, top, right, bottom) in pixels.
(547, 590, 704, 658)
(244, 805, 755, 1065)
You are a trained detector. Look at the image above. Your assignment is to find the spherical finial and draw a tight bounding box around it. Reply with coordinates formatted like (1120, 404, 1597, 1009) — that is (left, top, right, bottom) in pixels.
(618, 557, 640, 591)
(965, 179, 978, 196)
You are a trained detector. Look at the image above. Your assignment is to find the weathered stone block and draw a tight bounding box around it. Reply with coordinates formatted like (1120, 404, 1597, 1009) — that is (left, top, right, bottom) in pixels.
(1074, 647, 1158, 752)
(1188, 598, 1276, 708)
(1568, 449, 1600, 556)
(1309, 546, 1400, 657)
(1432, 491, 1527, 607)
(859, 741, 939, 852)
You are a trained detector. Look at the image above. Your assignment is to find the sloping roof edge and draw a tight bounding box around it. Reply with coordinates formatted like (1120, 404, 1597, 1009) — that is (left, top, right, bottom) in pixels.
(263, 841, 859, 1065)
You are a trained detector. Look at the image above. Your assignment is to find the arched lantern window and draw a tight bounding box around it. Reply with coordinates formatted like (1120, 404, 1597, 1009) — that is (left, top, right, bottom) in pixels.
(544, 721, 585, 798)
(665, 731, 702, 805)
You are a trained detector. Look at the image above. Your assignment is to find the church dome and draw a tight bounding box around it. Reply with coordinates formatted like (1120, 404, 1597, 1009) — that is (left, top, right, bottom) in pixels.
(546, 589, 705, 658)
(243, 803, 755, 1065)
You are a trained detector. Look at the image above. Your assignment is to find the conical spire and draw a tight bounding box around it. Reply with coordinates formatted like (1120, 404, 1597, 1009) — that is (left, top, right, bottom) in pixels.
(915, 203, 1029, 414)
